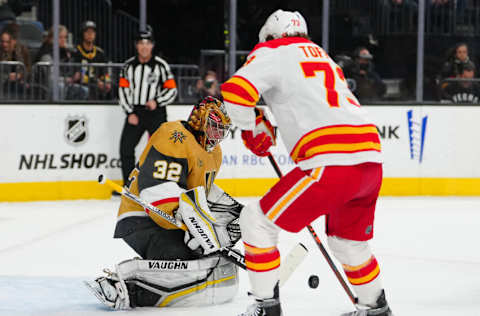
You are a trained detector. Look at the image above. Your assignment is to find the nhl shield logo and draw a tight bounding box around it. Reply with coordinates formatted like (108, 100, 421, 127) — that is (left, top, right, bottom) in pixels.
(65, 115, 88, 146)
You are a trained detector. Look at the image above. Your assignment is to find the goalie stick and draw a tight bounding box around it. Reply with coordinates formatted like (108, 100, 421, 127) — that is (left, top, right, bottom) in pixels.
(98, 174, 307, 286)
(266, 154, 359, 305)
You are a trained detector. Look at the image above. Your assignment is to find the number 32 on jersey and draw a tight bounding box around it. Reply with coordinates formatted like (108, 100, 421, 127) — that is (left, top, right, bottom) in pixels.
(153, 160, 182, 181)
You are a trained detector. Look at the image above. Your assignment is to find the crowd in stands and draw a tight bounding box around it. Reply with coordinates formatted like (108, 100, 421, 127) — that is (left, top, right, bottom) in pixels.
(0, 17, 116, 101)
(1, 0, 480, 104)
(334, 0, 480, 104)
(438, 42, 480, 102)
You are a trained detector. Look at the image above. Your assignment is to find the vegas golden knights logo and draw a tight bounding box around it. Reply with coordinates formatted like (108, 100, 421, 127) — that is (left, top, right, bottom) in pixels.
(65, 115, 88, 146)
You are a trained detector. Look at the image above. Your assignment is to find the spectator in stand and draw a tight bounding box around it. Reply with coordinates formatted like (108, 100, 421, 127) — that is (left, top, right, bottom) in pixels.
(344, 46, 386, 102)
(34, 25, 86, 100)
(0, 24, 30, 99)
(35, 25, 71, 63)
(441, 61, 480, 103)
(440, 42, 475, 79)
(72, 20, 111, 100)
(195, 70, 221, 100)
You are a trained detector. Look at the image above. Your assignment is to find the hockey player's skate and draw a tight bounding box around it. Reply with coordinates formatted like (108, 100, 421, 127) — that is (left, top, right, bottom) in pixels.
(238, 284, 282, 316)
(341, 290, 393, 316)
(84, 269, 130, 310)
(238, 297, 282, 316)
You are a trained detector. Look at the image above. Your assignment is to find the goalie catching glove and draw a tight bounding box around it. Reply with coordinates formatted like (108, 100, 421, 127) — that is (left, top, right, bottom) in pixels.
(241, 107, 276, 157)
(177, 185, 243, 255)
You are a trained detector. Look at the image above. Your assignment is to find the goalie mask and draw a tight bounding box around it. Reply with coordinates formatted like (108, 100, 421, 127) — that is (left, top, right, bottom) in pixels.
(258, 9, 308, 43)
(188, 96, 232, 152)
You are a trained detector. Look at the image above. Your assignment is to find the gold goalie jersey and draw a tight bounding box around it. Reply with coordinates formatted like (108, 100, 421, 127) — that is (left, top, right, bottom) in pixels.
(114, 120, 222, 237)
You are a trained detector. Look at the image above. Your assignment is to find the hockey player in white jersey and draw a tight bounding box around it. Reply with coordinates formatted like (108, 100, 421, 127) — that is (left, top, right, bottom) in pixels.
(221, 10, 393, 316)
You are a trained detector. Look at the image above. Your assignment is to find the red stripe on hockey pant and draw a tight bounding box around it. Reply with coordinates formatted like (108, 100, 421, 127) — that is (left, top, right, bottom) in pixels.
(259, 167, 308, 214)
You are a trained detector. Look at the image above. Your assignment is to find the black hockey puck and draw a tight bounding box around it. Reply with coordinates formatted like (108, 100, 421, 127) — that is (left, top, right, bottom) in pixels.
(308, 275, 319, 288)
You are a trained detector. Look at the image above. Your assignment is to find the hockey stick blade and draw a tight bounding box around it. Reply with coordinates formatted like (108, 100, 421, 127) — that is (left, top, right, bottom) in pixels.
(279, 243, 308, 287)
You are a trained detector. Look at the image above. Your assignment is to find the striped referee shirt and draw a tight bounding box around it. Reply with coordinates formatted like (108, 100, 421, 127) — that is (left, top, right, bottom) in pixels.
(118, 56, 177, 113)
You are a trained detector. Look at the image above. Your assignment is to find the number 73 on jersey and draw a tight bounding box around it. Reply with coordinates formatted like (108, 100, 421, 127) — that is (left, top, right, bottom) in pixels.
(300, 61, 359, 108)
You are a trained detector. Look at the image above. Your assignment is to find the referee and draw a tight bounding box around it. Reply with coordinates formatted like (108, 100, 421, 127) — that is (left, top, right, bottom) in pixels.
(118, 30, 177, 186)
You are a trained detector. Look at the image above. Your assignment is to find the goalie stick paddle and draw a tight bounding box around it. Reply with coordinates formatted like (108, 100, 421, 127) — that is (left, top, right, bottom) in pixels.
(278, 242, 308, 287)
(98, 174, 307, 284)
(266, 154, 359, 305)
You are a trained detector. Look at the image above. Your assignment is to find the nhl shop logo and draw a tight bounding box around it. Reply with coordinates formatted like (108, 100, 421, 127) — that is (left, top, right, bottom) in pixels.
(407, 110, 428, 163)
(65, 115, 88, 146)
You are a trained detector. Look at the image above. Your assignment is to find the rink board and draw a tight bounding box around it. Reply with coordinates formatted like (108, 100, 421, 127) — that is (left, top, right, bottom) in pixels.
(0, 104, 479, 201)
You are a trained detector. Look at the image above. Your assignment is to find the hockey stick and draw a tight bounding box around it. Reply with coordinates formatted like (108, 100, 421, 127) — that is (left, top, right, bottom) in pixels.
(98, 174, 307, 284)
(98, 175, 246, 268)
(266, 154, 359, 305)
(98, 174, 187, 230)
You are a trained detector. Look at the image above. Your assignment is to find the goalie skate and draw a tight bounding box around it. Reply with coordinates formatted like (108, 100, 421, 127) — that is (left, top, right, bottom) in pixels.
(84, 270, 130, 310)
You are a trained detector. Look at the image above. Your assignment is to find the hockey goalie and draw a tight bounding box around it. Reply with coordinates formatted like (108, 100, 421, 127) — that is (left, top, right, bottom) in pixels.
(85, 96, 243, 309)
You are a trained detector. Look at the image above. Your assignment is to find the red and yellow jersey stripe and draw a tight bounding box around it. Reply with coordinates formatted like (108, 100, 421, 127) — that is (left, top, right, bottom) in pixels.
(221, 75, 259, 107)
(244, 243, 280, 272)
(343, 255, 380, 286)
(290, 124, 381, 163)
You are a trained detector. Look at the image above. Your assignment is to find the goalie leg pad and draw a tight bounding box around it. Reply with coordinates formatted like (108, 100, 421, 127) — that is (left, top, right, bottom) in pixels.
(117, 256, 238, 307)
(327, 236, 383, 307)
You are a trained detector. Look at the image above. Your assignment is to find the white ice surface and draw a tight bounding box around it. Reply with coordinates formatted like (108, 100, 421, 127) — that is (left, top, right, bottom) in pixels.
(1, 197, 480, 316)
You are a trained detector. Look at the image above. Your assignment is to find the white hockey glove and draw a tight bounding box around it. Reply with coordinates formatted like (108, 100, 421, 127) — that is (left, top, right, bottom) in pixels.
(177, 186, 233, 255)
(207, 183, 243, 246)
